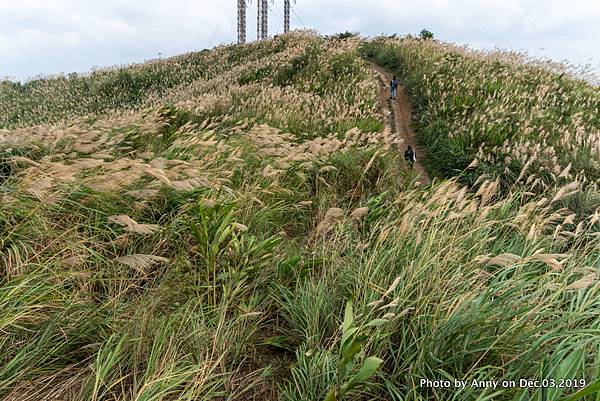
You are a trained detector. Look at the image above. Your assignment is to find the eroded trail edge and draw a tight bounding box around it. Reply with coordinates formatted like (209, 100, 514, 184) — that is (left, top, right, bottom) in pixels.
(370, 63, 431, 185)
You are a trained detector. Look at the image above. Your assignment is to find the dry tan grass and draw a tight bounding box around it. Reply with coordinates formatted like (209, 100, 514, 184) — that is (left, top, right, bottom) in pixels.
(108, 215, 161, 235)
(567, 272, 598, 290)
(315, 207, 344, 236)
(114, 254, 170, 274)
(350, 207, 369, 220)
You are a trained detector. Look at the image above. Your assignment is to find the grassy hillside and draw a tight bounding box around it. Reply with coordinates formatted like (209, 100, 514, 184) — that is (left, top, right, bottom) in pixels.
(1, 32, 600, 401)
(362, 37, 600, 189)
(0, 34, 380, 135)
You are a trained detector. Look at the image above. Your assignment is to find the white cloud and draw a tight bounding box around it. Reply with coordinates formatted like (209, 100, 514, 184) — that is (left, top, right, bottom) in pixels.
(0, 0, 598, 80)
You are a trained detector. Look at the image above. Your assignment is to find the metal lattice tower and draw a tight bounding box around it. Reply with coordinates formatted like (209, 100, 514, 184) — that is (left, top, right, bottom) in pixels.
(255, 0, 271, 40)
(260, 0, 269, 40)
(241, 0, 296, 43)
(237, 0, 247, 44)
(284, 0, 296, 33)
(256, 1, 260, 40)
(263, 0, 269, 39)
(256, 0, 263, 40)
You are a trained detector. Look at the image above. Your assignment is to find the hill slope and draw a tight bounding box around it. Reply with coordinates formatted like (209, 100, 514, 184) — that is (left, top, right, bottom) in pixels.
(363, 37, 600, 190)
(1, 32, 600, 401)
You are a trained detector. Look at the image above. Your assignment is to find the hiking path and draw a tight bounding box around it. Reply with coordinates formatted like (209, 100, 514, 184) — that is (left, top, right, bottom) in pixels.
(370, 63, 431, 185)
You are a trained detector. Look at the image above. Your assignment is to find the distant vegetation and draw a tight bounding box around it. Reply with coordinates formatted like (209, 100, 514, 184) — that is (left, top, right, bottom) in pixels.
(1, 31, 600, 401)
(419, 29, 434, 40)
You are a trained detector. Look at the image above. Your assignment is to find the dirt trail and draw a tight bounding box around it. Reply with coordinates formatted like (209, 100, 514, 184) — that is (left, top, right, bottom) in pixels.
(369, 63, 431, 185)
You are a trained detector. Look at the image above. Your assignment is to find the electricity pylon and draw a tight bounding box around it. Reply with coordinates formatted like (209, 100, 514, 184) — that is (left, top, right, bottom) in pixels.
(257, 0, 269, 40)
(284, 0, 296, 33)
(256, 0, 262, 40)
(263, 0, 269, 39)
(240, 0, 293, 43)
(237, 0, 247, 44)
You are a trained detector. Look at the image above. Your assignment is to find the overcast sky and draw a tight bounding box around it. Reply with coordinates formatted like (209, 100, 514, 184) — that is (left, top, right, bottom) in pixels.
(1, 0, 599, 81)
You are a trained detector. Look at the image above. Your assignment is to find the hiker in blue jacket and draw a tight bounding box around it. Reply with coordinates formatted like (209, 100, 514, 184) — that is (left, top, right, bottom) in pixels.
(390, 76, 399, 100)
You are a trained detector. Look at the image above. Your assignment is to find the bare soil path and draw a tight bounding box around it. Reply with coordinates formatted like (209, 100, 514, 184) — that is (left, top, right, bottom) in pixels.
(369, 63, 431, 185)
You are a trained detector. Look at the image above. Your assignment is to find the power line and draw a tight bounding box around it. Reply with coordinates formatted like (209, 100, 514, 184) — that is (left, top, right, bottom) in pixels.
(290, 3, 306, 29)
(267, 1, 285, 33)
(246, 1, 257, 27)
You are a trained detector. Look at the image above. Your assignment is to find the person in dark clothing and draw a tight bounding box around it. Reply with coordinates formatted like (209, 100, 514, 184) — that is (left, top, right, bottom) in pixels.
(390, 76, 398, 100)
(404, 145, 416, 168)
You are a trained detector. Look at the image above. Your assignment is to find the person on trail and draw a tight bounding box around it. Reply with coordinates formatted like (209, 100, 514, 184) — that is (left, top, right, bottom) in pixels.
(390, 76, 399, 100)
(404, 145, 416, 169)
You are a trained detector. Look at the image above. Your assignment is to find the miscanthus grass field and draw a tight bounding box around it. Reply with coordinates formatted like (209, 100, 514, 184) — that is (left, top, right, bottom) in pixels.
(1, 31, 600, 401)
